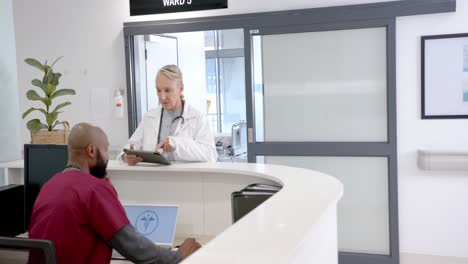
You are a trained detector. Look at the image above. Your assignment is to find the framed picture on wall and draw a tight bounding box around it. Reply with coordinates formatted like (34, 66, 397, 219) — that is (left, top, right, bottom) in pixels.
(421, 33, 468, 119)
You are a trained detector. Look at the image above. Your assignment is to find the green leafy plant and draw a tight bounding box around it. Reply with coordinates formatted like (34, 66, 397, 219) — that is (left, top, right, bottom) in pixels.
(22, 57, 76, 132)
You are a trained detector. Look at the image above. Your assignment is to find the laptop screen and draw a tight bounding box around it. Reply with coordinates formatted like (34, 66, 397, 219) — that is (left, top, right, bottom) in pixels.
(123, 204, 179, 245)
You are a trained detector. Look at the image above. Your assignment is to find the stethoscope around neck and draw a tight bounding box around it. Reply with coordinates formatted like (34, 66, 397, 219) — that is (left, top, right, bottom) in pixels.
(157, 100, 185, 144)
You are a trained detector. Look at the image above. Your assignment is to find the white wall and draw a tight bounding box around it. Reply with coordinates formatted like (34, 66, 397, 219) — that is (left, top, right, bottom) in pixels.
(13, 0, 130, 150)
(11, 0, 467, 260)
(396, 1, 468, 258)
(0, 0, 21, 185)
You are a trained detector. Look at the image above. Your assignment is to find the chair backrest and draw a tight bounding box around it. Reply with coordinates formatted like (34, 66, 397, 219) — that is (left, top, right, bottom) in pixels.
(0, 236, 57, 264)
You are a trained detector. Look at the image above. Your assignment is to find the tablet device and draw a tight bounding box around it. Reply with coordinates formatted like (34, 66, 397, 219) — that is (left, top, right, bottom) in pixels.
(123, 149, 171, 165)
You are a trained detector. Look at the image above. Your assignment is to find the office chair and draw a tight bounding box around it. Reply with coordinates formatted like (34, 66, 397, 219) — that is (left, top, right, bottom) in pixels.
(0, 236, 57, 264)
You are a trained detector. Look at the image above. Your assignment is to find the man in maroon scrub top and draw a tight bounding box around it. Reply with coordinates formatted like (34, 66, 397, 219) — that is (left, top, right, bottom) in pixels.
(29, 123, 200, 264)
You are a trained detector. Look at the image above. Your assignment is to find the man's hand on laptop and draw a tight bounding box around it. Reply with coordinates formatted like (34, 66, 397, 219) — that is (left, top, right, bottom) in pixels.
(178, 238, 201, 259)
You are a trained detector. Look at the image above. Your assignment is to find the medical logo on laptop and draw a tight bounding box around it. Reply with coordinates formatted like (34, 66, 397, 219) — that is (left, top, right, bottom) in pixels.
(135, 210, 159, 235)
(113, 205, 179, 259)
(122, 204, 179, 246)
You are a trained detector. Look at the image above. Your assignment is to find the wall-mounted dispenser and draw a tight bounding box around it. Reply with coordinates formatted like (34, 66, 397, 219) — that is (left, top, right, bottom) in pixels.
(114, 90, 124, 119)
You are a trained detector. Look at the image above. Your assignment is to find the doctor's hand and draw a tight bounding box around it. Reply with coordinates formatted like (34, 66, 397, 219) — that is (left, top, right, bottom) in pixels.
(156, 137, 175, 152)
(124, 144, 143, 166)
(177, 238, 201, 260)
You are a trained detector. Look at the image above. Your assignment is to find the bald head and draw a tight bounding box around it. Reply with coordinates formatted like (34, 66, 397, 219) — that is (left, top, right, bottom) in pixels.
(68, 123, 106, 150)
(67, 123, 108, 162)
(66, 123, 109, 178)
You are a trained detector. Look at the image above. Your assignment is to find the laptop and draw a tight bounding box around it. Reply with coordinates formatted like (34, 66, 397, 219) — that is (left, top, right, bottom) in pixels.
(112, 204, 179, 259)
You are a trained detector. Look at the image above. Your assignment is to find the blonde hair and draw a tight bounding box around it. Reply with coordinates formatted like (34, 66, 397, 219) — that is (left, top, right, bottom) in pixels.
(156, 64, 183, 85)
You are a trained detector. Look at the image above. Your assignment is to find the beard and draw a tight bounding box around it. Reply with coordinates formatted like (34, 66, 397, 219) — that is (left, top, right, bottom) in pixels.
(89, 149, 108, 179)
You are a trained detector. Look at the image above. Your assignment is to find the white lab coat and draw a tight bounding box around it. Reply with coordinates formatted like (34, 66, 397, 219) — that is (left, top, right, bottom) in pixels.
(117, 103, 217, 163)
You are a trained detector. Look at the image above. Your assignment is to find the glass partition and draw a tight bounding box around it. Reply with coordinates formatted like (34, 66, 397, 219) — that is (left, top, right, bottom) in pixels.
(253, 27, 388, 142)
(260, 155, 390, 254)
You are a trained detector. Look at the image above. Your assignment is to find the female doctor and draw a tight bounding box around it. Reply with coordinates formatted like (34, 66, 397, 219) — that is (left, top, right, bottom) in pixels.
(118, 65, 217, 164)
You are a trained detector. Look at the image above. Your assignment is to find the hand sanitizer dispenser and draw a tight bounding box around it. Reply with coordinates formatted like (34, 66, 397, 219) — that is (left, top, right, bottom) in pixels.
(114, 90, 124, 119)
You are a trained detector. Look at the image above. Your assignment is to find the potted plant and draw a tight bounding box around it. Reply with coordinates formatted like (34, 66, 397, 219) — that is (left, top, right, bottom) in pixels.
(22, 57, 76, 144)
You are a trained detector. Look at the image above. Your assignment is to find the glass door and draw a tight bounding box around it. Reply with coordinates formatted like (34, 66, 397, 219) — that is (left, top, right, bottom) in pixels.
(245, 20, 399, 264)
(144, 35, 179, 112)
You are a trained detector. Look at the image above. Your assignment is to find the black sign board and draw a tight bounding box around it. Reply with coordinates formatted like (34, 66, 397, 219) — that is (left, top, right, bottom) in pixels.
(130, 0, 228, 16)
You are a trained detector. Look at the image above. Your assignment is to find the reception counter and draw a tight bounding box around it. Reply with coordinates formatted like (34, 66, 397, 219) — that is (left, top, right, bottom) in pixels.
(0, 160, 343, 264)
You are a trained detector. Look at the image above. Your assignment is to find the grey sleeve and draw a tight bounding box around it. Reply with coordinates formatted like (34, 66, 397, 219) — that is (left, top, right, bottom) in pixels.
(109, 224, 182, 264)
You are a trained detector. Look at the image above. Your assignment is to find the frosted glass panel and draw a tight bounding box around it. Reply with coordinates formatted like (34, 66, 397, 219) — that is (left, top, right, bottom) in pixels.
(253, 36, 264, 142)
(254, 27, 387, 142)
(220, 57, 246, 133)
(262, 156, 389, 254)
(218, 29, 244, 50)
(0, 0, 21, 186)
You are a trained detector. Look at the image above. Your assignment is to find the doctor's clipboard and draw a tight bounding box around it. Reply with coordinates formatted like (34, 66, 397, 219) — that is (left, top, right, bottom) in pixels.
(123, 149, 171, 165)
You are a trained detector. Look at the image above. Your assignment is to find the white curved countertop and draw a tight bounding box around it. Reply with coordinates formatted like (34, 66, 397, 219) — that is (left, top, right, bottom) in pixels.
(0, 160, 343, 264)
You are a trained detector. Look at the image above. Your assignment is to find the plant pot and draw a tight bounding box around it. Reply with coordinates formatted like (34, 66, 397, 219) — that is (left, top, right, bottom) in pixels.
(30, 122, 69, 144)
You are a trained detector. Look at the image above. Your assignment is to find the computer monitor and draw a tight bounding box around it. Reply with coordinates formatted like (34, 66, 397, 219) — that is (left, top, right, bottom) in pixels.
(24, 144, 68, 230)
(231, 184, 281, 223)
(231, 120, 247, 156)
